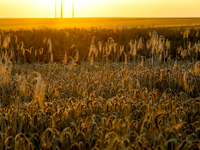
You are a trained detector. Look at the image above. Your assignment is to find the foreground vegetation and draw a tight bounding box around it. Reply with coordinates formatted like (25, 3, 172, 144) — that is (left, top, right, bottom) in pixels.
(0, 26, 200, 149)
(0, 25, 200, 63)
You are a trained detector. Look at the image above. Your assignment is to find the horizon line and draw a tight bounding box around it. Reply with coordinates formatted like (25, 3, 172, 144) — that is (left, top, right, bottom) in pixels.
(1, 17, 200, 19)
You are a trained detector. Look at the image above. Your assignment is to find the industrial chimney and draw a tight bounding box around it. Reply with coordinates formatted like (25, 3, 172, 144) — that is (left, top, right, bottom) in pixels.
(61, 0, 63, 18)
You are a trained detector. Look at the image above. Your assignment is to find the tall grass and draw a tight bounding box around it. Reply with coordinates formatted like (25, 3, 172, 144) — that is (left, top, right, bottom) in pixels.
(0, 26, 200, 149)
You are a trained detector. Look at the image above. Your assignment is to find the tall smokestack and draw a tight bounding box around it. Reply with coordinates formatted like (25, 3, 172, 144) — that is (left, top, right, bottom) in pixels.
(72, 0, 74, 18)
(61, 0, 63, 18)
(55, 0, 57, 18)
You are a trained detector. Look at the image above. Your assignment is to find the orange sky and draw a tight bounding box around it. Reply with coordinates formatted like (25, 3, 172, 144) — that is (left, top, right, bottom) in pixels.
(0, 0, 199, 18)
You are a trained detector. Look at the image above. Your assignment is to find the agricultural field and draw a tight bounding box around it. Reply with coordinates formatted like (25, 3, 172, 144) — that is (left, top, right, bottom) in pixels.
(1, 18, 200, 30)
(1, 20, 200, 149)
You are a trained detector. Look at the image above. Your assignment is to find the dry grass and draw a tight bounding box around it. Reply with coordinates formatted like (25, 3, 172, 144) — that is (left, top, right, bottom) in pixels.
(0, 27, 200, 149)
(0, 18, 200, 30)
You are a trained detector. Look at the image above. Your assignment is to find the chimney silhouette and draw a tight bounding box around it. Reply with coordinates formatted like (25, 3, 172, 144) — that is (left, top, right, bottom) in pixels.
(61, 0, 63, 18)
(55, 0, 57, 18)
(72, 0, 74, 18)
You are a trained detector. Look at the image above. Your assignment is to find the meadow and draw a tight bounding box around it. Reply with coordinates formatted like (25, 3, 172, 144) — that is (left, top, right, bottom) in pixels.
(1, 18, 200, 30)
(0, 19, 200, 149)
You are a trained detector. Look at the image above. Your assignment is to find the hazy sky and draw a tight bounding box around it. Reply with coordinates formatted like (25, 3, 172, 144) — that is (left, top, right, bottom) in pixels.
(0, 0, 199, 18)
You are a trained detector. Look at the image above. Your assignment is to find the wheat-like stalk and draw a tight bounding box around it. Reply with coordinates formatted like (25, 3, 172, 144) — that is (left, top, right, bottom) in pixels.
(39, 48, 43, 55)
(50, 53, 53, 62)
(63, 50, 68, 63)
(35, 73, 46, 107)
(1, 25, 200, 150)
(92, 36, 97, 44)
(14, 35, 17, 44)
(47, 38, 52, 53)
(123, 52, 127, 65)
(3, 35, 8, 50)
(74, 49, 79, 62)
(183, 72, 189, 93)
(90, 54, 94, 66)
(0, 35, 1, 48)
(194, 62, 200, 75)
(20, 75, 26, 97)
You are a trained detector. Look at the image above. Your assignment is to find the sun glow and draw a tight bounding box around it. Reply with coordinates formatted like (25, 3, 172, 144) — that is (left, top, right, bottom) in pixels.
(56, 0, 100, 18)
(0, 0, 199, 18)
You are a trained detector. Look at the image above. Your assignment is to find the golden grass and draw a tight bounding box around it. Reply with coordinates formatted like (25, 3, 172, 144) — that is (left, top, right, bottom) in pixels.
(1, 25, 200, 149)
(0, 18, 200, 30)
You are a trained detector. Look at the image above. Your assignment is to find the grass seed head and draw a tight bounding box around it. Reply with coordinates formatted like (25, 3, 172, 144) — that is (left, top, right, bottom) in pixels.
(14, 35, 17, 44)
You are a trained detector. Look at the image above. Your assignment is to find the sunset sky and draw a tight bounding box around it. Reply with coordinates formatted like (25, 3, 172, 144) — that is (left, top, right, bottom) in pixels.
(0, 0, 199, 18)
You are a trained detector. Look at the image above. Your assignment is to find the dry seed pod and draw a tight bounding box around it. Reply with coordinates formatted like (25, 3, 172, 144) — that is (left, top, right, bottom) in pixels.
(63, 50, 68, 63)
(39, 48, 43, 55)
(123, 52, 127, 64)
(26, 49, 31, 54)
(43, 37, 47, 43)
(74, 49, 79, 62)
(16, 44, 19, 50)
(14, 35, 18, 44)
(50, 53, 53, 62)
(47, 38, 52, 53)
(20, 75, 26, 96)
(8, 50, 13, 61)
(34, 49, 38, 58)
(1, 51, 5, 59)
(138, 37, 145, 50)
(30, 46, 34, 54)
(90, 55, 94, 66)
(120, 45, 124, 56)
(98, 41, 102, 53)
(92, 36, 97, 44)
(19, 41, 24, 50)
(35, 73, 46, 107)
(4, 50, 8, 57)
(3, 36, 8, 50)
(166, 39, 170, 51)
(108, 37, 114, 45)
(22, 48, 25, 56)
(132, 45, 137, 56)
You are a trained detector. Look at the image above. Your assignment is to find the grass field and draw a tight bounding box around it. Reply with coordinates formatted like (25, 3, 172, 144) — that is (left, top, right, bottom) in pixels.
(1, 17, 200, 30)
(1, 17, 200, 149)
